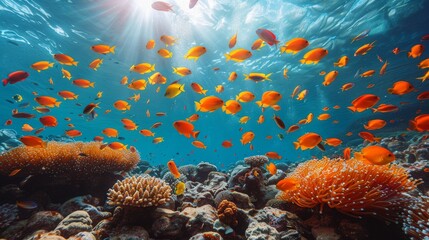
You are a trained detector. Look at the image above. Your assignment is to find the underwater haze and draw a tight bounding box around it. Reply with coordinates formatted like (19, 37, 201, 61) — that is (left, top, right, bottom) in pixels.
(1, 0, 428, 168)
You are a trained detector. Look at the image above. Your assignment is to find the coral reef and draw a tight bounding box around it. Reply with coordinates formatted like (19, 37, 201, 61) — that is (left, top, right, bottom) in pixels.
(107, 176, 172, 208)
(0, 203, 18, 230)
(0, 141, 139, 176)
(0, 129, 21, 153)
(403, 196, 429, 239)
(59, 195, 111, 225)
(245, 221, 279, 240)
(244, 155, 269, 168)
(278, 158, 421, 222)
(54, 210, 92, 238)
(217, 200, 238, 227)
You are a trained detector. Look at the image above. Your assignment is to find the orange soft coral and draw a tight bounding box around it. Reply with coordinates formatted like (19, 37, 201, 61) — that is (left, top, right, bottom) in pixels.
(0, 141, 139, 176)
(278, 157, 421, 222)
(403, 196, 429, 239)
(217, 200, 239, 227)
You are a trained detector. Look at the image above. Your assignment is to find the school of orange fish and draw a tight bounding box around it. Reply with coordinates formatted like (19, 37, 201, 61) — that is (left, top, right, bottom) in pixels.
(2, 27, 429, 170)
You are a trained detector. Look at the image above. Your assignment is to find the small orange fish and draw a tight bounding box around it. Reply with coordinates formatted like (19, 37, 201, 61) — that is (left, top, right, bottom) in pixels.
(341, 83, 354, 91)
(408, 44, 424, 58)
(192, 140, 207, 149)
(173, 120, 199, 138)
(359, 131, 381, 143)
(222, 100, 242, 115)
(91, 44, 115, 54)
(195, 96, 224, 112)
(65, 129, 82, 137)
(186, 114, 199, 122)
(280, 38, 309, 54)
(113, 100, 131, 111)
(221, 140, 233, 148)
(333, 56, 348, 67)
(256, 91, 282, 107)
(152, 137, 164, 144)
(300, 48, 328, 64)
(317, 113, 331, 121)
(287, 125, 299, 133)
(151, 122, 162, 129)
(379, 61, 388, 75)
(372, 104, 398, 113)
(276, 177, 298, 191)
(228, 33, 237, 48)
(360, 70, 375, 77)
(9, 169, 21, 177)
(146, 39, 155, 50)
(31, 61, 54, 72)
(73, 79, 95, 88)
(228, 72, 238, 81)
(257, 114, 265, 124)
(191, 82, 208, 95)
(293, 132, 322, 150)
(20, 135, 47, 148)
(89, 58, 103, 71)
(108, 142, 127, 150)
(225, 48, 252, 62)
(322, 71, 338, 86)
(157, 48, 173, 58)
(364, 119, 386, 130)
(54, 53, 78, 66)
(354, 146, 395, 165)
(265, 152, 282, 160)
(39, 116, 58, 127)
(4, 119, 12, 126)
(324, 138, 342, 147)
(354, 41, 375, 56)
(102, 128, 119, 138)
(348, 94, 379, 112)
(343, 147, 351, 160)
(240, 131, 255, 145)
(388, 81, 414, 95)
(167, 160, 181, 178)
(140, 129, 155, 137)
(392, 47, 400, 55)
(35, 96, 61, 108)
(266, 162, 277, 175)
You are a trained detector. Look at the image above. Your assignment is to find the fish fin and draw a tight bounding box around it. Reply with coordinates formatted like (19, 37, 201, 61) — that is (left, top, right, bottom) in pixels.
(363, 124, 369, 130)
(240, 139, 244, 145)
(74, 95, 79, 100)
(387, 88, 393, 94)
(110, 46, 116, 54)
(129, 65, 134, 71)
(333, 62, 339, 66)
(375, 137, 381, 142)
(317, 143, 325, 151)
(90, 82, 95, 88)
(222, 105, 226, 112)
(55, 101, 62, 107)
(192, 131, 200, 139)
(224, 54, 231, 62)
(127, 105, 131, 110)
(280, 46, 286, 53)
(347, 106, 356, 112)
(179, 84, 185, 92)
(299, 59, 306, 64)
(243, 74, 249, 80)
(3, 79, 8, 86)
(256, 101, 262, 107)
(293, 142, 300, 150)
(202, 89, 207, 95)
(194, 101, 201, 111)
(235, 95, 239, 101)
(49, 63, 54, 67)
(73, 61, 78, 66)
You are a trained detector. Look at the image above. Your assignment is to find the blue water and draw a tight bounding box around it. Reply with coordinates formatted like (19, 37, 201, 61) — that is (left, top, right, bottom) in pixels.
(0, 0, 428, 168)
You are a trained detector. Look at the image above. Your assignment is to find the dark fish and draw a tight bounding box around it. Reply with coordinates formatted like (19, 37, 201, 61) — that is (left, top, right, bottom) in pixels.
(317, 143, 325, 151)
(6, 99, 14, 104)
(47, 87, 54, 90)
(76, 103, 82, 107)
(273, 115, 285, 129)
(34, 127, 45, 135)
(16, 200, 38, 210)
(19, 102, 30, 108)
(151, 122, 162, 128)
(114, 61, 120, 64)
(78, 153, 89, 157)
(422, 34, 429, 41)
(118, 136, 125, 140)
(31, 82, 39, 86)
(7, 40, 19, 46)
(12, 112, 35, 119)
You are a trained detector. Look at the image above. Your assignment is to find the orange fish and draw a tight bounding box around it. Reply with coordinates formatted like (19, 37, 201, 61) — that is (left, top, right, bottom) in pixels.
(54, 53, 78, 66)
(236, 91, 255, 102)
(271, 105, 281, 111)
(348, 94, 380, 112)
(408, 44, 424, 58)
(354, 146, 395, 165)
(251, 39, 265, 51)
(186, 114, 199, 122)
(228, 72, 238, 82)
(317, 113, 331, 121)
(239, 116, 250, 124)
(102, 128, 119, 138)
(388, 81, 414, 95)
(158, 48, 173, 58)
(319, 71, 326, 75)
(151, 122, 162, 129)
(192, 140, 207, 149)
(146, 39, 155, 50)
(128, 79, 147, 90)
(228, 33, 237, 48)
(324, 138, 342, 147)
(360, 70, 375, 77)
(215, 85, 224, 93)
(364, 119, 386, 130)
(21, 123, 34, 132)
(222, 100, 242, 115)
(287, 125, 299, 133)
(160, 35, 177, 46)
(392, 47, 400, 54)
(280, 38, 309, 54)
(140, 129, 155, 137)
(148, 72, 166, 85)
(354, 41, 375, 56)
(20, 135, 47, 148)
(89, 58, 103, 71)
(113, 100, 131, 111)
(58, 90, 78, 100)
(184, 46, 207, 61)
(343, 147, 351, 160)
(417, 70, 429, 82)
(9, 169, 22, 177)
(221, 140, 233, 148)
(359, 131, 381, 142)
(173, 120, 200, 138)
(35, 96, 61, 108)
(173, 67, 192, 77)
(266, 162, 277, 175)
(372, 104, 398, 113)
(191, 82, 208, 95)
(65, 129, 82, 137)
(265, 152, 282, 160)
(73, 79, 94, 88)
(276, 177, 298, 191)
(61, 68, 72, 80)
(240, 131, 255, 145)
(93, 136, 104, 142)
(225, 48, 252, 62)
(130, 63, 155, 74)
(322, 71, 338, 86)
(341, 83, 354, 91)
(256, 115, 264, 124)
(409, 114, 429, 132)
(195, 96, 223, 112)
(296, 89, 308, 101)
(333, 56, 348, 67)
(256, 91, 282, 107)
(300, 48, 328, 64)
(379, 61, 388, 75)
(293, 132, 322, 150)
(4, 119, 12, 126)
(417, 91, 429, 100)
(39, 116, 57, 127)
(91, 44, 115, 54)
(31, 61, 54, 72)
(418, 58, 429, 69)
(108, 142, 127, 150)
(291, 85, 301, 98)
(167, 160, 181, 178)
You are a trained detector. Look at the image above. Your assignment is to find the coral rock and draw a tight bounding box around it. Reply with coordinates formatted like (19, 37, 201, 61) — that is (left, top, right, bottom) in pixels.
(54, 210, 92, 238)
(189, 231, 223, 240)
(151, 209, 188, 239)
(181, 181, 215, 209)
(24, 211, 64, 235)
(196, 162, 218, 182)
(60, 195, 111, 225)
(245, 221, 279, 240)
(214, 190, 254, 209)
(108, 225, 150, 240)
(0, 203, 18, 230)
(181, 204, 218, 236)
(250, 207, 298, 232)
(244, 155, 269, 168)
(107, 176, 172, 208)
(217, 200, 238, 227)
(0, 141, 139, 176)
(68, 231, 96, 240)
(311, 227, 340, 240)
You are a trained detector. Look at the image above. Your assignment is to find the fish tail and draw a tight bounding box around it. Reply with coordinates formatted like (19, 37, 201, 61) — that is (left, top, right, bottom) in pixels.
(235, 95, 240, 101)
(74, 95, 79, 100)
(73, 61, 78, 66)
(266, 73, 272, 80)
(172, 67, 177, 74)
(299, 59, 306, 64)
(110, 46, 116, 54)
(371, 108, 378, 113)
(192, 131, 200, 139)
(387, 88, 393, 94)
(243, 74, 249, 80)
(347, 106, 356, 112)
(293, 142, 300, 150)
(375, 137, 382, 142)
(202, 89, 207, 95)
(224, 53, 231, 62)
(333, 62, 339, 66)
(127, 105, 131, 110)
(49, 63, 54, 67)
(280, 46, 286, 53)
(129, 65, 134, 71)
(2, 79, 8, 86)
(256, 101, 262, 107)
(363, 124, 369, 130)
(151, 64, 155, 71)
(55, 101, 62, 107)
(179, 84, 185, 92)
(221, 105, 226, 112)
(194, 101, 201, 111)
(90, 82, 95, 88)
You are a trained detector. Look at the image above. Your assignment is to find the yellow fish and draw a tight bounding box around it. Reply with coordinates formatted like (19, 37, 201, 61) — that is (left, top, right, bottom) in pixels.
(175, 181, 186, 195)
(165, 81, 185, 98)
(185, 46, 207, 61)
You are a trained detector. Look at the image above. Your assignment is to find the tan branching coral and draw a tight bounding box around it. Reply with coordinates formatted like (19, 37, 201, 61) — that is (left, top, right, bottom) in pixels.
(0, 141, 139, 176)
(107, 176, 172, 208)
(278, 158, 421, 222)
(244, 155, 269, 168)
(217, 200, 238, 227)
